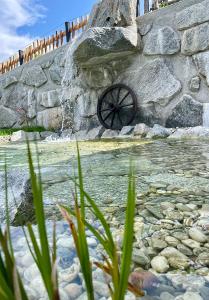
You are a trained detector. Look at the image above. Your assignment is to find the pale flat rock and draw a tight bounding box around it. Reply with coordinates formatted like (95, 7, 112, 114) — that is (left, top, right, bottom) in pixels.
(181, 23, 209, 55)
(176, 0, 209, 31)
(40, 90, 61, 108)
(188, 228, 208, 243)
(144, 26, 180, 55)
(11, 130, 40, 142)
(151, 256, 169, 273)
(20, 65, 47, 87)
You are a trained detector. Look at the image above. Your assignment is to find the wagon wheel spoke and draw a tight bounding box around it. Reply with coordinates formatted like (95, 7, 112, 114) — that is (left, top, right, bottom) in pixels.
(103, 110, 113, 122)
(101, 108, 113, 112)
(116, 87, 121, 102)
(117, 111, 123, 127)
(119, 103, 134, 109)
(118, 91, 130, 105)
(110, 112, 116, 128)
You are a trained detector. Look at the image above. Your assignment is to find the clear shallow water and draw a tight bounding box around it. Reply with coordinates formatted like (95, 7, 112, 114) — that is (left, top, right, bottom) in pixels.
(1, 139, 209, 208)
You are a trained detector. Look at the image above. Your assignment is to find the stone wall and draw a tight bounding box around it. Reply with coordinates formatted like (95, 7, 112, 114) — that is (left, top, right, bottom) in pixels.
(1, 0, 209, 131)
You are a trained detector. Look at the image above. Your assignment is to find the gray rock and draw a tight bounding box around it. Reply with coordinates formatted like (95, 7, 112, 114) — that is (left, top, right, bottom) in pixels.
(193, 51, 209, 86)
(101, 129, 119, 139)
(2, 75, 19, 89)
(37, 107, 63, 130)
(132, 249, 150, 266)
(49, 65, 63, 85)
(120, 58, 181, 107)
(177, 244, 193, 257)
(182, 239, 200, 249)
(160, 292, 175, 300)
(190, 76, 201, 92)
(144, 26, 180, 55)
(20, 65, 47, 87)
(40, 90, 61, 108)
(119, 126, 134, 136)
(87, 0, 137, 28)
(182, 292, 203, 300)
(0, 106, 17, 128)
(176, 0, 209, 31)
(169, 126, 209, 139)
(151, 256, 169, 273)
(161, 247, 190, 263)
(0, 170, 34, 225)
(64, 283, 82, 299)
(87, 126, 105, 140)
(166, 95, 203, 128)
(151, 238, 167, 250)
(134, 123, 150, 137)
(181, 23, 209, 55)
(188, 228, 208, 243)
(11, 130, 41, 142)
(73, 27, 138, 66)
(146, 124, 172, 139)
(197, 252, 209, 266)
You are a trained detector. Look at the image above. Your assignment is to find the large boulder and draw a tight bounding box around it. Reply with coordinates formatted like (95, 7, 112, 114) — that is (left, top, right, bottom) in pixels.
(20, 65, 47, 87)
(193, 51, 209, 86)
(181, 23, 209, 55)
(119, 58, 181, 107)
(0, 170, 34, 226)
(0, 106, 17, 128)
(176, 0, 209, 31)
(166, 95, 203, 128)
(143, 26, 180, 55)
(73, 27, 139, 66)
(87, 0, 137, 28)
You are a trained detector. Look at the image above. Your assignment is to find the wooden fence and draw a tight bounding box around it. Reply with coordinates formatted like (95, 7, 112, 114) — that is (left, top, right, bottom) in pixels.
(0, 15, 89, 75)
(0, 0, 181, 75)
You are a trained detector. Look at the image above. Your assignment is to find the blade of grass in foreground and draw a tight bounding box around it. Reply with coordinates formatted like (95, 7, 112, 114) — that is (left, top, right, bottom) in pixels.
(26, 140, 60, 300)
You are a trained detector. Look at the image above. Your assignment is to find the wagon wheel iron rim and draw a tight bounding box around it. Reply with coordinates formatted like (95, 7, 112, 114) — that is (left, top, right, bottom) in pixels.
(97, 84, 138, 130)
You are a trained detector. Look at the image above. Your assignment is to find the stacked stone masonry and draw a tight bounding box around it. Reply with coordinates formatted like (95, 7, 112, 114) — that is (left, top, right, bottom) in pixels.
(1, 0, 209, 131)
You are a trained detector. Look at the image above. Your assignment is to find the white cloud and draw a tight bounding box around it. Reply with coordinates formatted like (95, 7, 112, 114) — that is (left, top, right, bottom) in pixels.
(0, 0, 46, 62)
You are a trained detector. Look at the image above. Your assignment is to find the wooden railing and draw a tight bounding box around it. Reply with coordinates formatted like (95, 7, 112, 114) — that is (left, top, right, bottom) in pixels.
(0, 15, 89, 75)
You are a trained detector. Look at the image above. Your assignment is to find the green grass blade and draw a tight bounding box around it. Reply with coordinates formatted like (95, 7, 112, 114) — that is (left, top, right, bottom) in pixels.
(118, 165, 136, 300)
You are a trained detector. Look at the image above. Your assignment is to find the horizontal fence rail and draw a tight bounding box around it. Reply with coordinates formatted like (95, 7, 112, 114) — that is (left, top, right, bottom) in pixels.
(0, 15, 89, 75)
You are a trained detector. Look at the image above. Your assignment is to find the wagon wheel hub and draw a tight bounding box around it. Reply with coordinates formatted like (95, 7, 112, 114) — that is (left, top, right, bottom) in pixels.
(97, 84, 138, 130)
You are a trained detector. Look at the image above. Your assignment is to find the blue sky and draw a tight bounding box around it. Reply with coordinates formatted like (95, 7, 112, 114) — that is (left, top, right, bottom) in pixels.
(0, 0, 96, 61)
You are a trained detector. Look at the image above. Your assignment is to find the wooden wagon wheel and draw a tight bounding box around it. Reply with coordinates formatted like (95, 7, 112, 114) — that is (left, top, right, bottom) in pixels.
(97, 84, 137, 130)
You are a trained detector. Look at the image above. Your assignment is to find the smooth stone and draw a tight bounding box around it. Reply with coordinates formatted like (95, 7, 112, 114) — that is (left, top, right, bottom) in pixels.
(160, 291, 175, 300)
(64, 283, 82, 299)
(151, 256, 169, 273)
(93, 280, 109, 297)
(197, 252, 209, 266)
(165, 236, 179, 247)
(182, 292, 203, 300)
(132, 249, 150, 266)
(182, 239, 201, 249)
(188, 228, 208, 243)
(177, 244, 193, 257)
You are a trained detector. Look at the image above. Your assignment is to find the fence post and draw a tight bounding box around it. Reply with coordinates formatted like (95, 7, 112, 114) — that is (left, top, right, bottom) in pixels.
(136, 0, 140, 16)
(144, 0, 150, 13)
(18, 50, 24, 65)
(65, 22, 71, 42)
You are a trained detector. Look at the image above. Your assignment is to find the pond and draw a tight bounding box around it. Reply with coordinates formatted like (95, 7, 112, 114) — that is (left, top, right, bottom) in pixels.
(0, 138, 209, 299)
